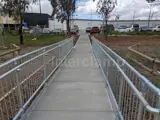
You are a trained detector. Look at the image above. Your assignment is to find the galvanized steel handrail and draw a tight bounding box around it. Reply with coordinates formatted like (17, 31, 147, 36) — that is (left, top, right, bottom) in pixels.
(0, 39, 70, 80)
(0, 38, 71, 75)
(91, 37, 160, 120)
(92, 37, 160, 93)
(0, 38, 74, 120)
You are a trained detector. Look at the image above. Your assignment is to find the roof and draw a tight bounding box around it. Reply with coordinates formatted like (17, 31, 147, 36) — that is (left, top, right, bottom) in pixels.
(24, 13, 51, 26)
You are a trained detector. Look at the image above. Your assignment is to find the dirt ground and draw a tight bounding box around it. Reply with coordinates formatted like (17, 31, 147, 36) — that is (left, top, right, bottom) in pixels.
(94, 35, 160, 88)
(0, 46, 42, 63)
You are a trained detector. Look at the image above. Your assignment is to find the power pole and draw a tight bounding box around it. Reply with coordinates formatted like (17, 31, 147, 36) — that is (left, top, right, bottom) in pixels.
(148, 5, 152, 26)
(90, 9, 92, 27)
(39, 0, 42, 14)
(148, 0, 152, 27)
(132, 11, 136, 24)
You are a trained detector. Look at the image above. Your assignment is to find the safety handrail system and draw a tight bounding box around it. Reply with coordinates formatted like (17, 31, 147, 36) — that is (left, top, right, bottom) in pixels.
(0, 38, 71, 76)
(0, 38, 74, 120)
(91, 37, 160, 120)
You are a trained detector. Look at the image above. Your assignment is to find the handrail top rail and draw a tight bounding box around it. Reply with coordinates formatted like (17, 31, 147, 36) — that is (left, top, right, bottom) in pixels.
(0, 37, 72, 67)
(92, 36, 160, 93)
(0, 39, 73, 80)
(92, 37, 160, 114)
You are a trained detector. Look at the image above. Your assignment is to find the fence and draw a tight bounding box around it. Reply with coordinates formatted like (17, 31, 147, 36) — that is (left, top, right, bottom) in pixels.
(91, 37, 160, 120)
(0, 38, 72, 76)
(0, 38, 74, 120)
(128, 44, 160, 76)
(0, 44, 20, 63)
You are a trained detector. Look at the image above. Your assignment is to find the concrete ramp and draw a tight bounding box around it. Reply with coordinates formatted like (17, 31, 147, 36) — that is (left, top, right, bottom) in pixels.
(26, 35, 115, 120)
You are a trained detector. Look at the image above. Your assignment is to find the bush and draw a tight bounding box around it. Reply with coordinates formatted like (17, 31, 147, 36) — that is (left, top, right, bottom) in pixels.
(111, 30, 122, 35)
(111, 31, 160, 36)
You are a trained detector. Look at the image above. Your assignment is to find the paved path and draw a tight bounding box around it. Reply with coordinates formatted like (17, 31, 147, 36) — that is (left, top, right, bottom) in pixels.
(26, 35, 115, 120)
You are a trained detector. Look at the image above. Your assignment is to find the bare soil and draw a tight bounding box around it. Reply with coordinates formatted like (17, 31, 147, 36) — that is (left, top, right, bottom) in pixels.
(0, 46, 42, 63)
(93, 35, 160, 87)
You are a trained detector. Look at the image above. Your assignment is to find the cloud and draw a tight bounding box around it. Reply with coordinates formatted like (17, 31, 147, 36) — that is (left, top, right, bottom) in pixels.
(29, 0, 160, 20)
(28, 0, 52, 15)
(76, 0, 160, 20)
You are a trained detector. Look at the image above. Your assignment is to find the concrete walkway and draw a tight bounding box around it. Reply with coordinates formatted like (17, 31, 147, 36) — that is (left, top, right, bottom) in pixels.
(26, 35, 115, 120)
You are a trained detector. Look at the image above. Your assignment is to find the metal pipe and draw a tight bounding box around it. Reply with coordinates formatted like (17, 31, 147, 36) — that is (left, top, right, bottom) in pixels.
(0, 38, 70, 68)
(0, 39, 73, 80)
(92, 38, 160, 115)
(92, 37, 160, 93)
(13, 41, 74, 120)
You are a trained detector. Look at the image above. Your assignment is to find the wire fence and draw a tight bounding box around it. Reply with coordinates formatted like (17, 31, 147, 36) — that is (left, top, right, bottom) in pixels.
(91, 37, 160, 120)
(0, 38, 74, 120)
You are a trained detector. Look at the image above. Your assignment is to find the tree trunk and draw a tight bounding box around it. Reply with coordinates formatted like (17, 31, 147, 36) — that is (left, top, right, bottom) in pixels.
(66, 13, 71, 36)
(66, 18, 70, 36)
(105, 20, 108, 40)
(19, 15, 24, 45)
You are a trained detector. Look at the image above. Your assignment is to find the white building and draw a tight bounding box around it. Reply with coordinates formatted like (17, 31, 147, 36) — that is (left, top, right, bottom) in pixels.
(52, 19, 160, 30)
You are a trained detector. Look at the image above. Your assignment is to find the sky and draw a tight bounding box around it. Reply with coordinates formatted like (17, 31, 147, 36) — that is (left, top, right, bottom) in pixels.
(29, 0, 160, 20)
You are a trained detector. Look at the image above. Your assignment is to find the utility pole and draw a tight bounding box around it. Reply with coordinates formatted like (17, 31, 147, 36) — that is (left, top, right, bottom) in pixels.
(132, 11, 136, 24)
(39, 0, 42, 14)
(148, 5, 152, 26)
(90, 9, 92, 27)
(148, 0, 152, 27)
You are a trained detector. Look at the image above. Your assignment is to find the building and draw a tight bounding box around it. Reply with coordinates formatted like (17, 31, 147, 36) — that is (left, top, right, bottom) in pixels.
(24, 13, 51, 27)
(70, 19, 160, 29)
(1, 13, 160, 30)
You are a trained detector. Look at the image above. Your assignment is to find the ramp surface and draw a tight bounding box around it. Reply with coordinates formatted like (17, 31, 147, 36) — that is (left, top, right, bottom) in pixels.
(26, 35, 115, 120)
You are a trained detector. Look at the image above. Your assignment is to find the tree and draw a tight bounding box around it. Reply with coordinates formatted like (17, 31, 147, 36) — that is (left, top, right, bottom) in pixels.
(2, 0, 37, 44)
(0, 3, 5, 47)
(50, 0, 77, 35)
(94, 0, 116, 25)
(146, 0, 156, 2)
(146, 0, 158, 26)
(94, 0, 116, 36)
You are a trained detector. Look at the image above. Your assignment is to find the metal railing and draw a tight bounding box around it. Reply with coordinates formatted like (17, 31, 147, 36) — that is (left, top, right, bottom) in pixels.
(91, 37, 160, 120)
(0, 38, 74, 120)
(0, 38, 71, 76)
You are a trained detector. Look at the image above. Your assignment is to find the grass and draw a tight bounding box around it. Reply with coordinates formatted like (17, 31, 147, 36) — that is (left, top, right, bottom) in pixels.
(111, 30, 160, 36)
(3, 32, 68, 47)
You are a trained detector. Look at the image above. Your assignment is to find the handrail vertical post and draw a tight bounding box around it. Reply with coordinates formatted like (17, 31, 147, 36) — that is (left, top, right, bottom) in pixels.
(118, 75, 124, 110)
(137, 100, 144, 120)
(155, 95, 160, 120)
(15, 61, 23, 108)
(43, 49, 47, 80)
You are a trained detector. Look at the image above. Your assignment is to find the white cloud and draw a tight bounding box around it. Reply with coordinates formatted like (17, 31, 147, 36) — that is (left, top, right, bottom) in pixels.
(29, 0, 160, 20)
(28, 0, 52, 14)
(76, 0, 160, 20)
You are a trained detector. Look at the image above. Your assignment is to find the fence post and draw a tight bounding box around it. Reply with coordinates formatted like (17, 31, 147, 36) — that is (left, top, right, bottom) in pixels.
(43, 49, 47, 80)
(153, 62, 158, 73)
(58, 46, 61, 64)
(137, 102, 144, 120)
(118, 75, 124, 110)
(14, 61, 23, 108)
(155, 94, 160, 120)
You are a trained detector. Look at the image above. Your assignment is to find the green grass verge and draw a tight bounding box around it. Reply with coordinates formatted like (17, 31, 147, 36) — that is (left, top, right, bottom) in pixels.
(3, 33, 68, 46)
(111, 30, 160, 36)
